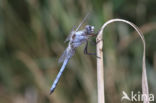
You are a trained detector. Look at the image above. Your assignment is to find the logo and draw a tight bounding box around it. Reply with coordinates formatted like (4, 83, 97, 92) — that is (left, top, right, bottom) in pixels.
(121, 91, 154, 102)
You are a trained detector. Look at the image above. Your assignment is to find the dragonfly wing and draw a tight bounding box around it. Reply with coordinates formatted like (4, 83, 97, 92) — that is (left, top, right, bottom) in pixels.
(58, 49, 67, 63)
(75, 12, 89, 32)
(64, 26, 76, 43)
(58, 47, 75, 63)
(64, 33, 72, 43)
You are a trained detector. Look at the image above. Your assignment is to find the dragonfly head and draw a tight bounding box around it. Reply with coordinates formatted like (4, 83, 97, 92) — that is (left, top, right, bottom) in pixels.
(85, 25, 95, 35)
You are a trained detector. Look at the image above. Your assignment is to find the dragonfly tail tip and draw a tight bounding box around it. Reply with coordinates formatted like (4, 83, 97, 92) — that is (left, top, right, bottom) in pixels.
(49, 89, 55, 95)
(49, 88, 55, 95)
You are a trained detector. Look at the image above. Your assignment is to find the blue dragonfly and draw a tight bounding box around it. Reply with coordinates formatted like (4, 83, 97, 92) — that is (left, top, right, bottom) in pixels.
(50, 14, 97, 94)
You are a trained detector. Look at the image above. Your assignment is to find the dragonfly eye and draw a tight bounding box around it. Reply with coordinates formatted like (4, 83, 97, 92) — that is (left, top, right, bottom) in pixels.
(91, 26, 94, 32)
(85, 25, 95, 34)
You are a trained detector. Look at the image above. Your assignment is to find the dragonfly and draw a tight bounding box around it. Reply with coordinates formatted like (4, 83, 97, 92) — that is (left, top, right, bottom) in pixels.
(50, 14, 98, 94)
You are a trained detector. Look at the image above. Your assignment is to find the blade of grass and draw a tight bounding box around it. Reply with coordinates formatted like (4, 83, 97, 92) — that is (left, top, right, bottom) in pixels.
(16, 52, 61, 103)
(96, 19, 149, 103)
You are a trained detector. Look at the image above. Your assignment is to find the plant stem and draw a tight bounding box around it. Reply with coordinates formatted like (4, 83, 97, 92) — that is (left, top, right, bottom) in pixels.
(96, 31, 105, 103)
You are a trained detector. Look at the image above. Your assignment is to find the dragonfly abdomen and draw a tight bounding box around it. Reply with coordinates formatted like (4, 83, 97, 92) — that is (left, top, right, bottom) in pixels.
(50, 58, 70, 94)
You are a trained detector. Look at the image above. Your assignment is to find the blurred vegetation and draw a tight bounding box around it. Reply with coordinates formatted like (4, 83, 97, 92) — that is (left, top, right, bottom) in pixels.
(0, 0, 156, 103)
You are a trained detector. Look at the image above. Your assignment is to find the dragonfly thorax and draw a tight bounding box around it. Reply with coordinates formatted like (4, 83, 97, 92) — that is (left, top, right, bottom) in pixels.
(69, 31, 88, 48)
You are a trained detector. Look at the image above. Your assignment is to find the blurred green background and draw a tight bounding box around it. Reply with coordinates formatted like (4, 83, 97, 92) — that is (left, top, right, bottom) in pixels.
(0, 0, 156, 103)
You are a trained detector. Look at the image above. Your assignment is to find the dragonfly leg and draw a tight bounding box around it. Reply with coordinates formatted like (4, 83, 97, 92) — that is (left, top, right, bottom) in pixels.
(91, 29, 100, 37)
(89, 38, 103, 45)
(84, 41, 100, 58)
(88, 39, 96, 46)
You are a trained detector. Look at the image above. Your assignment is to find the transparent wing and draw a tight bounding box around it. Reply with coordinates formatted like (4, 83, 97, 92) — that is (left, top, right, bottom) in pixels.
(58, 47, 75, 63)
(64, 26, 76, 43)
(75, 12, 90, 32)
(64, 33, 72, 43)
(64, 13, 89, 43)
(58, 49, 68, 63)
